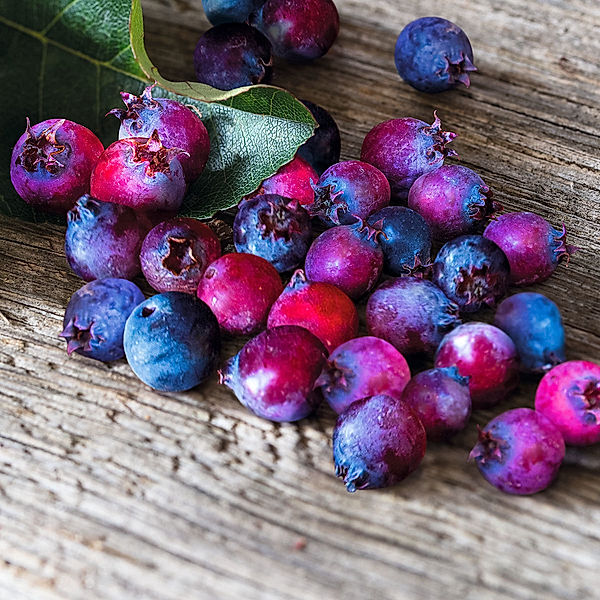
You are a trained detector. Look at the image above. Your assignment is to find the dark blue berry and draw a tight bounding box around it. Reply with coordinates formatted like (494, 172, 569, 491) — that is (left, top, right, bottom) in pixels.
(297, 100, 341, 175)
(202, 0, 265, 26)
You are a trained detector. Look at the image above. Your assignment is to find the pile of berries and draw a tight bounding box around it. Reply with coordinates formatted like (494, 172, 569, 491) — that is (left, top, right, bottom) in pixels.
(9, 10, 595, 498)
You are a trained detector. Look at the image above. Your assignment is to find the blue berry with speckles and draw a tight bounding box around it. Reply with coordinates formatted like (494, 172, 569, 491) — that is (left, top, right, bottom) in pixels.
(202, 0, 265, 25)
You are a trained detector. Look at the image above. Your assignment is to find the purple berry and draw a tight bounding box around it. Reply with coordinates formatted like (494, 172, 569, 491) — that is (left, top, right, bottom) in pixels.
(60, 278, 144, 362)
(432, 234, 510, 313)
(10, 118, 104, 213)
(304, 219, 384, 299)
(108, 85, 210, 183)
(333, 394, 427, 491)
(484, 212, 578, 285)
(469, 408, 565, 495)
(395, 17, 476, 93)
(494, 293, 566, 374)
(234, 194, 312, 273)
(535, 361, 600, 446)
(194, 23, 273, 91)
(124, 292, 221, 392)
(202, 0, 265, 25)
(219, 325, 327, 422)
(401, 367, 471, 440)
(408, 165, 498, 241)
(435, 322, 519, 408)
(366, 277, 461, 356)
(197, 253, 283, 335)
(140, 218, 221, 294)
(308, 160, 391, 226)
(251, 0, 340, 61)
(316, 336, 411, 415)
(367, 206, 432, 277)
(361, 112, 457, 201)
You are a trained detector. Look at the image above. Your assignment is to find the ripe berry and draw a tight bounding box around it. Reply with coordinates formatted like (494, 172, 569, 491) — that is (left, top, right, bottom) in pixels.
(432, 234, 510, 313)
(197, 253, 283, 335)
(10, 118, 104, 213)
(408, 165, 498, 241)
(60, 278, 144, 362)
(268, 269, 359, 352)
(202, 0, 265, 25)
(298, 100, 341, 175)
(535, 360, 600, 446)
(494, 293, 566, 374)
(361, 112, 457, 201)
(124, 293, 220, 392)
(219, 326, 327, 422)
(316, 336, 410, 414)
(366, 277, 460, 356)
(140, 218, 221, 294)
(395, 17, 476, 93)
(333, 394, 426, 491)
(194, 23, 273, 90)
(108, 85, 210, 182)
(401, 367, 471, 440)
(470, 408, 565, 495)
(435, 322, 519, 408)
(91, 131, 187, 212)
(484, 212, 578, 285)
(234, 194, 312, 273)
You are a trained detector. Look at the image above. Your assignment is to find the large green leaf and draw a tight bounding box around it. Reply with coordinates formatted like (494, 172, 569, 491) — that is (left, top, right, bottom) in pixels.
(0, 0, 315, 222)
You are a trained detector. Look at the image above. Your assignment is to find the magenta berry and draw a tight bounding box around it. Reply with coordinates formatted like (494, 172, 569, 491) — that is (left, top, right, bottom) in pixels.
(220, 325, 327, 422)
(366, 277, 461, 356)
(304, 219, 384, 299)
(408, 165, 498, 241)
(535, 361, 600, 446)
(197, 253, 283, 335)
(401, 367, 471, 440)
(361, 112, 457, 201)
(268, 269, 359, 352)
(308, 160, 391, 226)
(484, 212, 578, 285)
(333, 394, 427, 492)
(435, 322, 519, 408)
(470, 408, 565, 495)
(10, 118, 104, 213)
(316, 336, 410, 415)
(108, 85, 210, 182)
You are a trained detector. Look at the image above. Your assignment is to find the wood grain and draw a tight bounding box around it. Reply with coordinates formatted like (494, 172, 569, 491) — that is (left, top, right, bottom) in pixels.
(1, 0, 600, 598)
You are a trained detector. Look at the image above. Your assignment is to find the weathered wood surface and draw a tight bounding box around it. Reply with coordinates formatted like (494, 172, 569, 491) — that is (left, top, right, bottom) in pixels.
(1, 0, 600, 598)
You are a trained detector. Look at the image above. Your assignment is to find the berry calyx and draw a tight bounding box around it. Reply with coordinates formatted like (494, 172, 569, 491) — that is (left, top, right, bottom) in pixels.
(163, 237, 200, 275)
(16, 118, 66, 174)
(132, 130, 189, 177)
(258, 198, 303, 241)
(309, 182, 347, 224)
(569, 379, 600, 423)
(424, 112, 458, 161)
(60, 319, 98, 355)
(444, 53, 477, 88)
(553, 224, 579, 264)
(107, 85, 160, 130)
(468, 426, 508, 464)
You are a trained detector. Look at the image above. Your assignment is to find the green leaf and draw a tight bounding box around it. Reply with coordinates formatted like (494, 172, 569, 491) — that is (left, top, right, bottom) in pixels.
(0, 0, 315, 223)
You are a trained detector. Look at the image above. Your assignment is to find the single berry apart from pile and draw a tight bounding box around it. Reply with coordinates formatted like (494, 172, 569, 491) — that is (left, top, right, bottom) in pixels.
(108, 85, 210, 182)
(60, 278, 144, 362)
(10, 118, 104, 213)
(309, 160, 391, 226)
(197, 253, 283, 335)
(234, 193, 312, 272)
(367, 206, 432, 276)
(361, 112, 457, 201)
(194, 23, 273, 90)
(395, 17, 477, 93)
(333, 394, 427, 491)
(304, 219, 384, 299)
(298, 100, 341, 175)
(469, 408, 565, 495)
(408, 165, 498, 241)
(124, 293, 220, 392)
(484, 212, 578, 285)
(140, 218, 221, 294)
(268, 269, 359, 352)
(435, 322, 519, 408)
(219, 325, 327, 422)
(316, 336, 411, 414)
(401, 366, 471, 440)
(202, 0, 265, 25)
(535, 360, 600, 446)
(366, 277, 460, 356)
(251, 0, 340, 61)
(432, 234, 510, 313)
(90, 131, 188, 212)
(494, 293, 566, 374)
